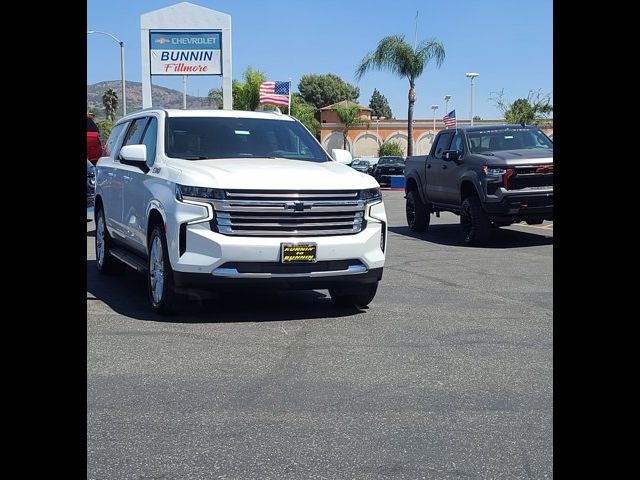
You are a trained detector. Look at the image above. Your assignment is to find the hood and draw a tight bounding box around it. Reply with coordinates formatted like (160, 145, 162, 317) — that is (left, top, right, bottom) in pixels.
(169, 157, 379, 190)
(474, 148, 553, 166)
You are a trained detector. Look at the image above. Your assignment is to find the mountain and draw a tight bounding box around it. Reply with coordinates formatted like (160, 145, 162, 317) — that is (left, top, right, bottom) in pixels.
(87, 80, 218, 116)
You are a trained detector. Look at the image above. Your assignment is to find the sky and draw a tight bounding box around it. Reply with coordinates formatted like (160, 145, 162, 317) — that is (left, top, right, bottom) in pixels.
(87, 0, 552, 120)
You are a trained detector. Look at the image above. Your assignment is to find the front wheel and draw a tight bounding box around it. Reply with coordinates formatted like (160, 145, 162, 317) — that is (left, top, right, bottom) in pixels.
(406, 190, 430, 232)
(95, 208, 126, 275)
(329, 282, 378, 308)
(148, 225, 178, 314)
(460, 196, 492, 246)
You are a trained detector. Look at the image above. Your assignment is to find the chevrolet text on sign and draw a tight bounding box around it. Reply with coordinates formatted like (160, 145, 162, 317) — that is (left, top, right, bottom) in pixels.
(150, 31, 222, 75)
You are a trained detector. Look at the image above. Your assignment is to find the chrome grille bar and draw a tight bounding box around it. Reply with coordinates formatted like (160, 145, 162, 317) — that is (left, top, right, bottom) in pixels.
(211, 190, 367, 237)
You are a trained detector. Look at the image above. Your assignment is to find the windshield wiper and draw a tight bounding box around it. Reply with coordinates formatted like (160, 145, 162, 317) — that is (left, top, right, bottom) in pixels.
(180, 155, 209, 160)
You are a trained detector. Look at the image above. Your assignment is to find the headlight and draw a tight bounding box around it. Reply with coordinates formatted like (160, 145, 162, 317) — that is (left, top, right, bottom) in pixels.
(360, 187, 381, 202)
(176, 184, 225, 201)
(482, 166, 507, 176)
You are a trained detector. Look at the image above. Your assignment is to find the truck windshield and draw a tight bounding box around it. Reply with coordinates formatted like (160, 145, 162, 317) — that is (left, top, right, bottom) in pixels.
(165, 117, 329, 162)
(378, 157, 404, 165)
(467, 128, 553, 154)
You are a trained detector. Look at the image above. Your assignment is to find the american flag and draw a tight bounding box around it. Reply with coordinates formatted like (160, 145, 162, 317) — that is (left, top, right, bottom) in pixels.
(259, 81, 290, 107)
(443, 109, 456, 128)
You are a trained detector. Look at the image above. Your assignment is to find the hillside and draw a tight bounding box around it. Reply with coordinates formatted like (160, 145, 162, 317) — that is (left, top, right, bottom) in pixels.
(87, 80, 217, 116)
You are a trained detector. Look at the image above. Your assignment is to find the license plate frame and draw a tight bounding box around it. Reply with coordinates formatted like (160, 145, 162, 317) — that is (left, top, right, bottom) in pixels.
(280, 243, 317, 263)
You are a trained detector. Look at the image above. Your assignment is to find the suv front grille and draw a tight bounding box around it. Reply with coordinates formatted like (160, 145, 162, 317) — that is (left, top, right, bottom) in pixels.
(210, 190, 366, 236)
(507, 164, 553, 190)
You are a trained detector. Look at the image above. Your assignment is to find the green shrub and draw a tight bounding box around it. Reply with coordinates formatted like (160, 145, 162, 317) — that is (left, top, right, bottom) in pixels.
(96, 119, 113, 143)
(378, 141, 404, 157)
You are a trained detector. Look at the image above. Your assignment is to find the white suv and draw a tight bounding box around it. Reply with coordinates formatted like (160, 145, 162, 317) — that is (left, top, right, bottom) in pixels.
(94, 109, 387, 313)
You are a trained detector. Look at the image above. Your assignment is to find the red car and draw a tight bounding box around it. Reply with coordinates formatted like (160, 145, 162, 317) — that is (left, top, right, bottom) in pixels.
(87, 114, 103, 164)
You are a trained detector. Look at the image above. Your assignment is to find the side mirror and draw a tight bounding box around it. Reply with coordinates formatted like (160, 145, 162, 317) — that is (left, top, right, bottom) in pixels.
(331, 148, 353, 165)
(442, 150, 460, 162)
(119, 144, 147, 165)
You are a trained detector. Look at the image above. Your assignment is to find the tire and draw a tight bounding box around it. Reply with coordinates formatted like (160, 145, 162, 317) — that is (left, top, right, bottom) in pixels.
(329, 282, 378, 308)
(95, 207, 126, 275)
(460, 196, 492, 246)
(147, 224, 178, 314)
(406, 190, 430, 232)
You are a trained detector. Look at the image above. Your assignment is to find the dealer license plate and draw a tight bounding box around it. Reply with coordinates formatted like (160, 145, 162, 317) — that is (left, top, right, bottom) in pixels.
(281, 243, 317, 263)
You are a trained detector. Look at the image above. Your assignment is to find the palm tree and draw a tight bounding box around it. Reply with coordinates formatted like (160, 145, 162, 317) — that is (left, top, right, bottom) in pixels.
(334, 102, 369, 151)
(355, 35, 445, 156)
(102, 88, 119, 121)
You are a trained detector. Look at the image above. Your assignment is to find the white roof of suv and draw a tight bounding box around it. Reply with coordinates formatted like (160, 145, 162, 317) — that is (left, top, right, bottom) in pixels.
(161, 109, 294, 121)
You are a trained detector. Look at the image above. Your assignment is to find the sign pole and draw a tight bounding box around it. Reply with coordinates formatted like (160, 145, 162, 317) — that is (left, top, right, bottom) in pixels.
(183, 75, 187, 109)
(288, 78, 292, 115)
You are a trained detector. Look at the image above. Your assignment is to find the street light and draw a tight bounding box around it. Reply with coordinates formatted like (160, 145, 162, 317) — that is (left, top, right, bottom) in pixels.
(431, 104, 439, 135)
(465, 72, 479, 126)
(444, 95, 451, 116)
(88, 30, 126, 116)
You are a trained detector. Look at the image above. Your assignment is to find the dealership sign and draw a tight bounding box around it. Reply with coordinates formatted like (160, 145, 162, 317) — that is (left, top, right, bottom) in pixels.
(150, 31, 222, 75)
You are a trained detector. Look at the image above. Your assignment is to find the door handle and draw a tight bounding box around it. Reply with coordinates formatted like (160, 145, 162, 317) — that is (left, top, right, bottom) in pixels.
(106, 172, 115, 177)
(123, 175, 132, 182)
(427, 163, 431, 168)
(441, 165, 447, 169)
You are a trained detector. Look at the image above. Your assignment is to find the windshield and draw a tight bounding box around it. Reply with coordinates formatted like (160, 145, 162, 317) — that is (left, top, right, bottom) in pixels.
(353, 160, 367, 166)
(165, 116, 329, 162)
(467, 128, 553, 154)
(379, 157, 404, 165)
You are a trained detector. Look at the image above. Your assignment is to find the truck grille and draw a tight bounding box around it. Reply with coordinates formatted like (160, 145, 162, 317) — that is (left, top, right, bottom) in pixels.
(210, 190, 366, 236)
(507, 164, 553, 190)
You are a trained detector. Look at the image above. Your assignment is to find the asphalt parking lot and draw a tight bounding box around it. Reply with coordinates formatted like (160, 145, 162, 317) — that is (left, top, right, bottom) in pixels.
(87, 190, 552, 479)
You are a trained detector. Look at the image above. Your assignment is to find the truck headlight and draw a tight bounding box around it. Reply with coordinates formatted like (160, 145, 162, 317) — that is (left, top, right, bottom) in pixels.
(360, 187, 381, 202)
(482, 166, 506, 176)
(176, 184, 225, 201)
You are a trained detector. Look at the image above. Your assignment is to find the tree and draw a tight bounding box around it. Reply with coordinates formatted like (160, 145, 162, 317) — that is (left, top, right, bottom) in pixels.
(369, 88, 393, 119)
(290, 93, 320, 137)
(102, 88, 118, 121)
(231, 66, 267, 111)
(298, 73, 360, 109)
(490, 89, 553, 125)
(356, 34, 445, 156)
(334, 103, 369, 151)
(378, 141, 404, 157)
(207, 88, 223, 109)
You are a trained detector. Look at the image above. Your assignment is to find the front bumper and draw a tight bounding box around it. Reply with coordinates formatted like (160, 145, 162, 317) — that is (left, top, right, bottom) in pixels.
(167, 199, 387, 284)
(174, 266, 383, 289)
(484, 189, 553, 221)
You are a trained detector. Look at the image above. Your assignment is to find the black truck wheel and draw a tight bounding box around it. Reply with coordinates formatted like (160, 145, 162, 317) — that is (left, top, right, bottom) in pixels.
(460, 196, 492, 246)
(406, 190, 430, 232)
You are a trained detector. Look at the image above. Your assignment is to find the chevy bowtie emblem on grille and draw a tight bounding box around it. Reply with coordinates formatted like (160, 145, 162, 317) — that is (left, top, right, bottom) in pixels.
(285, 201, 310, 212)
(535, 166, 553, 173)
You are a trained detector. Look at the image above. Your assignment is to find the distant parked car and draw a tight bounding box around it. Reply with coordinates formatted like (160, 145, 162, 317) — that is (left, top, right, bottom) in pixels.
(351, 159, 372, 174)
(87, 160, 96, 207)
(87, 114, 103, 164)
(373, 156, 405, 185)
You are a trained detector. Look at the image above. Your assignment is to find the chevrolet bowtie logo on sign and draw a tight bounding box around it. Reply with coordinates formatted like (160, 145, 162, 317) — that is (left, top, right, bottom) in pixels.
(155, 37, 171, 44)
(284, 202, 310, 212)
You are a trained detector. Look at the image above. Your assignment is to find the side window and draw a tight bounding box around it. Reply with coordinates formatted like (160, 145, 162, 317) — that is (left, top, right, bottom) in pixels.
(140, 117, 158, 167)
(122, 117, 149, 147)
(433, 132, 454, 159)
(104, 122, 127, 157)
(450, 133, 465, 153)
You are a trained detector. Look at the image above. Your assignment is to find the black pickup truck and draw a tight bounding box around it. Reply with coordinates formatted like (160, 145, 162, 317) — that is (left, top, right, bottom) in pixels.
(404, 125, 553, 246)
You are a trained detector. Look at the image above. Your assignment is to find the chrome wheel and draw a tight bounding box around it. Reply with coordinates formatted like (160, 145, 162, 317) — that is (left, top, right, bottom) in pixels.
(149, 236, 164, 305)
(96, 215, 105, 268)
